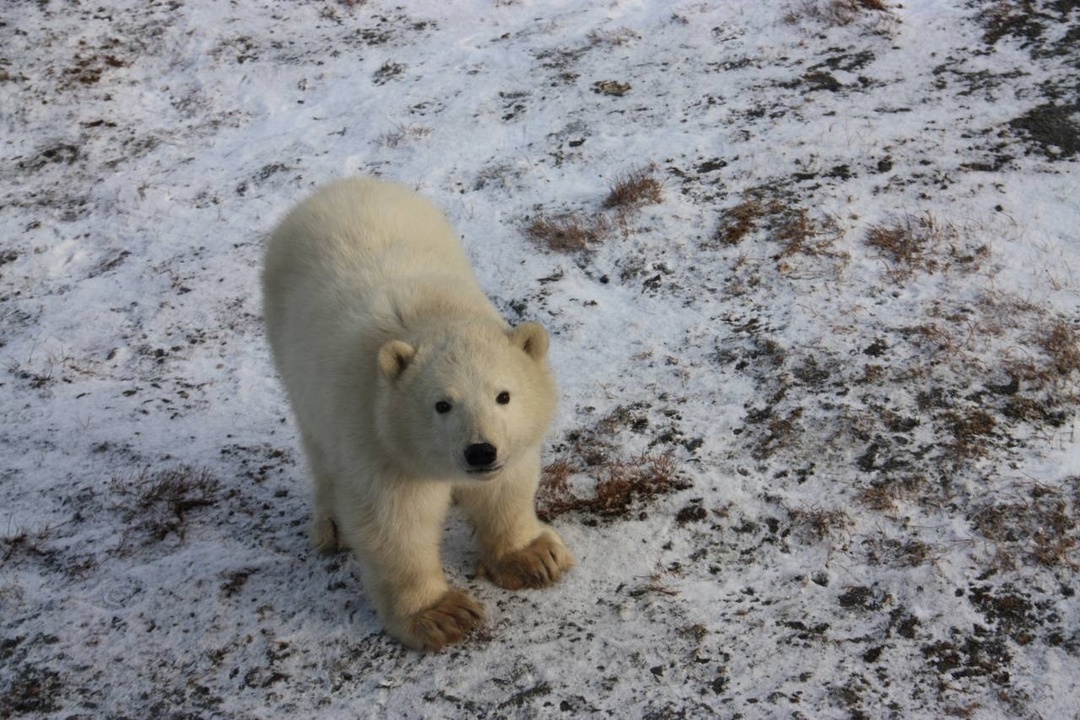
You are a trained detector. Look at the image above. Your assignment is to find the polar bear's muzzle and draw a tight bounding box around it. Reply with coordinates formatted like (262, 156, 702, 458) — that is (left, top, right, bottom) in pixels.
(464, 442, 502, 475)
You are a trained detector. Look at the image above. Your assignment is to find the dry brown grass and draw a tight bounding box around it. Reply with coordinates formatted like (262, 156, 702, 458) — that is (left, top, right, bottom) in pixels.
(113, 466, 220, 543)
(715, 198, 776, 247)
(372, 60, 405, 85)
(751, 407, 805, 460)
(378, 123, 431, 148)
(865, 214, 945, 279)
(1036, 319, 1080, 377)
(586, 27, 642, 47)
(864, 213, 989, 282)
(1031, 532, 1078, 569)
(537, 449, 687, 521)
(1, 525, 52, 564)
(863, 534, 938, 567)
(970, 482, 1079, 569)
(603, 165, 663, 210)
(523, 211, 611, 253)
(714, 193, 845, 267)
(773, 208, 845, 261)
(13, 363, 54, 389)
(840, 0, 889, 11)
(537, 402, 688, 522)
(990, 314, 1080, 404)
(888, 294, 1077, 408)
(789, 504, 851, 540)
(524, 165, 664, 253)
(980, 0, 1036, 45)
(946, 409, 997, 459)
(784, 0, 894, 28)
(857, 474, 929, 511)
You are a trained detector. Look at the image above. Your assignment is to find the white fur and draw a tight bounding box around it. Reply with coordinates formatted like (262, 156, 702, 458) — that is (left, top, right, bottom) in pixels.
(262, 178, 574, 650)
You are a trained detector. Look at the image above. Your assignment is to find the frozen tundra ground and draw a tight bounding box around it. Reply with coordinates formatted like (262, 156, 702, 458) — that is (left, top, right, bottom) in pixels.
(2, 0, 1080, 717)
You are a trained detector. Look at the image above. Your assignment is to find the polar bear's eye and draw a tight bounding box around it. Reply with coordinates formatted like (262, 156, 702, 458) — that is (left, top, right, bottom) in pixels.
(435, 400, 452, 414)
(496, 391, 511, 405)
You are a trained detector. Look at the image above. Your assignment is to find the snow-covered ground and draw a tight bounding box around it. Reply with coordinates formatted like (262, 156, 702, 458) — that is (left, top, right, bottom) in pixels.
(2, 0, 1079, 717)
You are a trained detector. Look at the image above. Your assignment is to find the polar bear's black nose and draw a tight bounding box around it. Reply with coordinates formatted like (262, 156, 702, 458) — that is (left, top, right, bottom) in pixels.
(464, 442, 498, 468)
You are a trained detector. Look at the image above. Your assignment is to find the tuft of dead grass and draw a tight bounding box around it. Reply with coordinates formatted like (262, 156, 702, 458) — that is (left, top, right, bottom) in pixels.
(523, 212, 611, 253)
(751, 407, 805, 460)
(773, 207, 845, 261)
(522, 163, 664, 253)
(586, 27, 642, 47)
(864, 212, 990, 282)
(947, 409, 997, 459)
(0, 662, 64, 716)
(537, 402, 689, 522)
(856, 474, 930, 511)
(1036, 319, 1080, 377)
(714, 191, 845, 267)
(1, 525, 53, 565)
(970, 482, 1079, 569)
(538, 449, 687, 521)
(789, 504, 852, 540)
(715, 198, 778, 247)
(862, 534, 938, 567)
(12, 363, 54, 389)
(602, 165, 663, 210)
(112, 466, 220, 544)
(784, 0, 895, 30)
(372, 60, 406, 85)
(378, 123, 431, 148)
(865, 213, 946, 279)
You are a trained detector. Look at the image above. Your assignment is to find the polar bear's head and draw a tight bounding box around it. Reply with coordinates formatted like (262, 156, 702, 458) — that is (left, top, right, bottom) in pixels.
(374, 322, 557, 480)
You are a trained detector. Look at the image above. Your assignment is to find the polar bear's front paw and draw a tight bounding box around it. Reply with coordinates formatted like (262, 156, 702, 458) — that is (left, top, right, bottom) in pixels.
(482, 531, 575, 590)
(404, 589, 485, 652)
(310, 515, 343, 554)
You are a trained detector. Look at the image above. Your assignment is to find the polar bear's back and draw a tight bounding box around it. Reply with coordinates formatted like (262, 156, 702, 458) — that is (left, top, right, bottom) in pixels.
(263, 178, 491, 347)
(263, 178, 474, 303)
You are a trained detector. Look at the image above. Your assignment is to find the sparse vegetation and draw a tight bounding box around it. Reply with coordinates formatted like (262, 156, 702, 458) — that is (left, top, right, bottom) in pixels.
(112, 466, 220, 544)
(586, 27, 642, 47)
(856, 474, 929, 511)
(789, 504, 851, 541)
(1, 525, 52, 565)
(772, 208, 845, 262)
(0, 662, 63, 717)
(602, 165, 663, 211)
(378, 123, 431, 147)
(865, 213, 945, 279)
(1036, 319, 1080, 378)
(538, 449, 686, 522)
(523, 165, 662, 253)
(538, 401, 689, 522)
(523, 211, 611, 253)
(373, 60, 406, 85)
(863, 534, 938, 567)
(784, 0, 895, 31)
(715, 197, 774, 247)
(713, 190, 846, 269)
(970, 480, 1080, 569)
(863, 213, 993, 282)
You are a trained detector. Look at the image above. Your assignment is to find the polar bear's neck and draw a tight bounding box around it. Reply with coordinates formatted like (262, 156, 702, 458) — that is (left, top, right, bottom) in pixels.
(390, 281, 505, 332)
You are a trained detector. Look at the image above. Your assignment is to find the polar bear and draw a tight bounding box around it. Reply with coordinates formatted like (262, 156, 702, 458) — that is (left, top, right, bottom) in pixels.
(262, 178, 574, 650)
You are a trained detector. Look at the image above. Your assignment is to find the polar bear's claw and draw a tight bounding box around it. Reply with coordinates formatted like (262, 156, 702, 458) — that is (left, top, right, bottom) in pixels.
(407, 589, 485, 652)
(482, 531, 576, 591)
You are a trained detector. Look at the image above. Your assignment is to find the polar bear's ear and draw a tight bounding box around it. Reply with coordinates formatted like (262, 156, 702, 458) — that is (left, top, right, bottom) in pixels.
(509, 322, 549, 361)
(378, 340, 416, 380)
